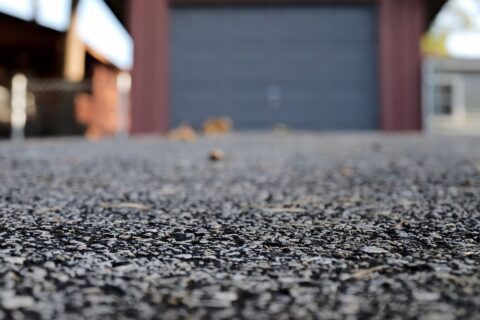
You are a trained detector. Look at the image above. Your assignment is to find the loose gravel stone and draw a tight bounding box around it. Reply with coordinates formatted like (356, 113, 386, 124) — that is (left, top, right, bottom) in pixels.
(0, 133, 479, 319)
(361, 246, 388, 254)
(1, 295, 35, 310)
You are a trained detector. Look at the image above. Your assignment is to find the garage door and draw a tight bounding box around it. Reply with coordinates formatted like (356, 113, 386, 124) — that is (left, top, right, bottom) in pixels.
(170, 6, 378, 130)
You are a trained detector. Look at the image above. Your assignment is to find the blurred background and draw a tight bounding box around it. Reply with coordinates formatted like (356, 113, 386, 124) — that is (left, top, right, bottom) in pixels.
(1, 0, 480, 140)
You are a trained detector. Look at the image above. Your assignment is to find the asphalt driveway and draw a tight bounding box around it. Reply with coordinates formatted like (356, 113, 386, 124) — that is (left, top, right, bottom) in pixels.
(0, 133, 479, 319)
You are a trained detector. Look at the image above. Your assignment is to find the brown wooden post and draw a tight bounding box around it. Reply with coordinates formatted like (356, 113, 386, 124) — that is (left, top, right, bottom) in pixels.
(379, 0, 426, 131)
(129, 0, 170, 134)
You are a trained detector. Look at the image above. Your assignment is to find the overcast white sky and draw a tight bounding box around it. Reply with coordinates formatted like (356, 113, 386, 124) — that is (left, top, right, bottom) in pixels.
(431, 0, 480, 58)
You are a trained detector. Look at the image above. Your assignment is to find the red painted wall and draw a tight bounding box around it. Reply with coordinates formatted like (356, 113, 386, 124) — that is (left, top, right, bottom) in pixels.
(379, 0, 426, 131)
(129, 0, 429, 133)
(130, 0, 170, 134)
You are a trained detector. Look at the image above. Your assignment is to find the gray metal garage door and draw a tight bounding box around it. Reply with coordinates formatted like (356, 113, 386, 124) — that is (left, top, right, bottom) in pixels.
(170, 6, 378, 130)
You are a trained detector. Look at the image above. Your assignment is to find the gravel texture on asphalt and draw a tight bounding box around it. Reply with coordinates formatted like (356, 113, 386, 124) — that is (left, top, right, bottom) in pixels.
(0, 133, 479, 320)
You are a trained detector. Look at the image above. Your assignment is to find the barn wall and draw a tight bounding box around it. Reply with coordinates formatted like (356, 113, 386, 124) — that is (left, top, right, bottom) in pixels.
(130, 0, 170, 133)
(379, 0, 426, 131)
(129, 0, 430, 133)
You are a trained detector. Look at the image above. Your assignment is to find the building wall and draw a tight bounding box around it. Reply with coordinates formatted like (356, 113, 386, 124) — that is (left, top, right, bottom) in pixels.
(423, 57, 480, 132)
(379, 0, 425, 131)
(130, 0, 170, 133)
(464, 74, 480, 113)
(130, 0, 430, 133)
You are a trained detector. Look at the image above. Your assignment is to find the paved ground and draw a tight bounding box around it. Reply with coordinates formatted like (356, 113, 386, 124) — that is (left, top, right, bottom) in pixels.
(0, 133, 479, 320)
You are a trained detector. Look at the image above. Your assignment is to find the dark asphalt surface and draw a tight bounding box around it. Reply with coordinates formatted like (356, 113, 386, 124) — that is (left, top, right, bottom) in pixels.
(0, 133, 479, 320)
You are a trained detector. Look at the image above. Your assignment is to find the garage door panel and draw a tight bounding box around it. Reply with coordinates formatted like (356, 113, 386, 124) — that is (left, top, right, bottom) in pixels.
(231, 84, 270, 101)
(170, 6, 378, 129)
(322, 7, 375, 26)
(323, 28, 375, 44)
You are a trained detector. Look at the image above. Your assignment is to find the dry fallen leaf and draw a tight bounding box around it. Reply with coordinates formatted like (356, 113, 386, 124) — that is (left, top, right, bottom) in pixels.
(100, 202, 150, 210)
(203, 117, 232, 136)
(167, 124, 197, 142)
(340, 167, 354, 177)
(208, 148, 225, 161)
(35, 207, 62, 214)
(248, 205, 305, 213)
(264, 207, 305, 213)
(351, 265, 385, 279)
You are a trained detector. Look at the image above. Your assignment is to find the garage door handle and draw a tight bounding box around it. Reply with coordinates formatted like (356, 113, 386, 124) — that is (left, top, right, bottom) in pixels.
(267, 86, 282, 108)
